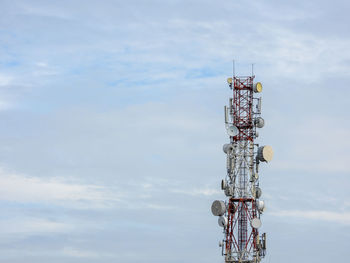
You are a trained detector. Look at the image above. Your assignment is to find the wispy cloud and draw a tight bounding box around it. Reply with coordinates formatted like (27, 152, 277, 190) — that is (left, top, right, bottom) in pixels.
(0, 217, 72, 235)
(62, 247, 100, 258)
(271, 116, 350, 173)
(0, 168, 120, 208)
(270, 209, 350, 225)
(171, 187, 221, 197)
(0, 74, 13, 87)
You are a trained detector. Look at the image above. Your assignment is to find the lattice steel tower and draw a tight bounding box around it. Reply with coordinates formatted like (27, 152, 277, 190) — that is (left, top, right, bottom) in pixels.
(211, 66, 273, 263)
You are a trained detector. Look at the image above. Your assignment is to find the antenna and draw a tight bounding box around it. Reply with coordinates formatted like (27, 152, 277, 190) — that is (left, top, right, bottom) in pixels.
(233, 60, 235, 78)
(211, 62, 273, 263)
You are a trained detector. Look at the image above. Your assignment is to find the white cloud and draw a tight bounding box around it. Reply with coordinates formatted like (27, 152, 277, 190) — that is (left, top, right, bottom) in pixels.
(270, 115, 350, 173)
(0, 168, 120, 208)
(172, 187, 221, 197)
(0, 101, 12, 111)
(62, 247, 99, 258)
(33, 61, 59, 76)
(0, 74, 12, 87)
(145, 203, 175, 210)
(35, 62, 49, 67)
(270, 209, 350, 225)
(0, 217, 71, 235)
(0, 167, 219, 212)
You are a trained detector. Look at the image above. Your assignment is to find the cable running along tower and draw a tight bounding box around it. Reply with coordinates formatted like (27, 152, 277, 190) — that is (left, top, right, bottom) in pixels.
(211, 65, 273, 263)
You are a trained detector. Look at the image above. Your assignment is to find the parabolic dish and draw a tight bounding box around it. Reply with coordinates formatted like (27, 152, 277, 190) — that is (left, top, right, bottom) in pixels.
(218, 216, 228, 228)
(226, 125, 239, 137)
(257, 200, 265, 212)
(223, 143, 234, 154)
(257, 145, 274, 162)
(255, 117, 265, 128)
(254, 82, 263, 93)
(251, 218, 262, 229)
(211, 200, 226, 216)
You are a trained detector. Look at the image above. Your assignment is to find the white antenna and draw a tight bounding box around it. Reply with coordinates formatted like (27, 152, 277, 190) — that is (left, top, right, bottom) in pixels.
(233, 60, 235, 78)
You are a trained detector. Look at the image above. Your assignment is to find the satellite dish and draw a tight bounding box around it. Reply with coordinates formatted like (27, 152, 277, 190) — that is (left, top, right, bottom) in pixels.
(257, 145, 274, 162)
(255, 117, 265, 128)
(251, 218, 262, 229)
(211, 200, 226, 216)
(254, 82, 263, 93)
(226, 125, 239, 137)
(257, 200, 265, 212)
(223, 143, 234, 153)
(255, 187, 262, 198)
(218, 216, 228, 228)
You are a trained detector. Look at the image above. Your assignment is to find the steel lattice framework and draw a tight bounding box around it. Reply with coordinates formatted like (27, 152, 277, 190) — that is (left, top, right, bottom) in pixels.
(211, 71, 273, 263)
(232, 77, 254, 141)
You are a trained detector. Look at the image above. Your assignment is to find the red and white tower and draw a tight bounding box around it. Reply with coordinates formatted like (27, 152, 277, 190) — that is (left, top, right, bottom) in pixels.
(211, 67, 273, 263)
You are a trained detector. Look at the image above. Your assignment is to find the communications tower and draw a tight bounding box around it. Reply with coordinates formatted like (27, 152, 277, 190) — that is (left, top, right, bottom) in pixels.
(211, 65, 273, 263)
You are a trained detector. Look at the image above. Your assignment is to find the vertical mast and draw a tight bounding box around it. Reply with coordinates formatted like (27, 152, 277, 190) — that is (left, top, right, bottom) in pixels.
(211, 64, 273, 263)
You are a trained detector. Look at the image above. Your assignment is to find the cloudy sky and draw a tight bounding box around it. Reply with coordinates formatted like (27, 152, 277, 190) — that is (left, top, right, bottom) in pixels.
(0, 0, 349, 262)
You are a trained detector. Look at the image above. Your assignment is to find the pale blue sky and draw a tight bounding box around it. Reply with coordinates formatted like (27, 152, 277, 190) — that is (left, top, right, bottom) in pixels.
(0, 0, 349, 262)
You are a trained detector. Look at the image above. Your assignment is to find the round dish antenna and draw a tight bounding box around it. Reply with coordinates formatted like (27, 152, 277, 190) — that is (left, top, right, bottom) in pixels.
(255, 117, 265, 128)
(257, 200, 265, 212)
(211, 200, 226, 216)
(257, 145, 274, 162)
(226, 125, 239, 137)
(255, 187, 262, 198)
(254, 82, 263, 93)
(223, 144, 234, 154)
(251, 218, 262, 229)
(218, 216, 228, 227)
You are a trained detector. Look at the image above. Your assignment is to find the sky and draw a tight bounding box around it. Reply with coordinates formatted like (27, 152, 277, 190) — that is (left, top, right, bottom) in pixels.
(0, 0, 349, 262)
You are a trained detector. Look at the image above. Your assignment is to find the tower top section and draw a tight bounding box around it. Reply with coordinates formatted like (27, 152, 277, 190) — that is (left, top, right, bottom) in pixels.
(225, 75, 263, 142)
